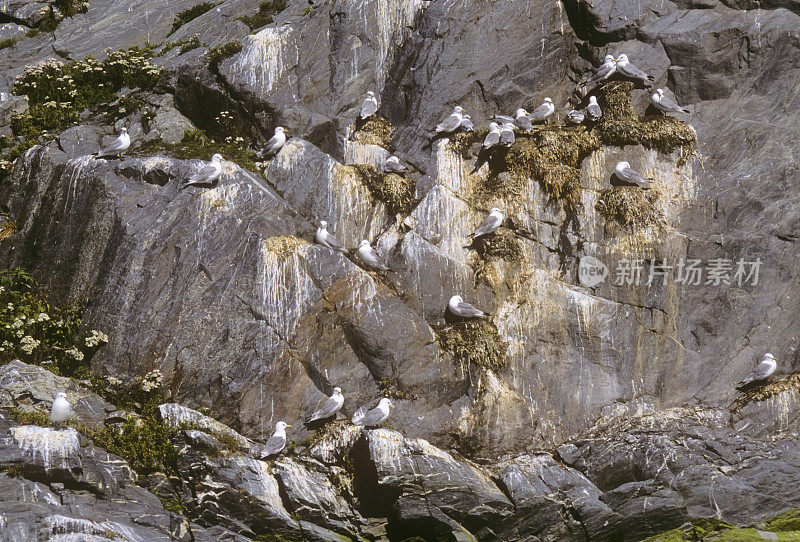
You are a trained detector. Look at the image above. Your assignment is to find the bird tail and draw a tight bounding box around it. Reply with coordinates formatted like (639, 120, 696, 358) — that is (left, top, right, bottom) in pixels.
(682, 108, 690, 113)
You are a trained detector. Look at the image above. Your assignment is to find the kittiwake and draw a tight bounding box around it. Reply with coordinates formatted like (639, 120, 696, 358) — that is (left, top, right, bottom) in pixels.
(615, 54, 654, 83)
(459, 114, 474, 132)
(586, 96, 602, 121)
(360, 91, 378, 119)
(652, 88, 689, 114)
(613, 161, 652, 188)
(357, 240, 388, 270)
(483, 122, 501, 149)
(448, 294, 489, 318)
(472, 208, 504, 238)
(96, 127, 130, 158)
(352, 397, 393, 426)
(585, 54, 617, 86)
(499, 122, 516, 147)
(316, 221, 348, 253)
(436, 106, 465, 133)
(384, 155, 407, 173)
(529, 98, 555, 124)
(514, 108, 534, 132)
(261, 421, 290, 458)
(184, 153, 223, 186)
(257, 126, 287, 159)
(737, 353, 777, 388)
(306, 387, 344, 424)
(567, 109, 585, 124)
(49, 392, 72, 427)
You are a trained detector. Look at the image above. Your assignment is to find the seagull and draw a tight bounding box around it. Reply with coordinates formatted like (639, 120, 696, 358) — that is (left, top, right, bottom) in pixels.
(435, 106, 465, 134)
(491, 114, 516, 124)
(96, 127, 130, 158)
(360, 91, 378, 120)
(384, 155, 407, 173)
(256, 126, 286, 159)
(316, 221, 348, 253)
(352, 397, 393, 427)
(613, 161, 652, 188)
(499, 122, 516, 147)
(651, 88, 689, 114)
(514, 109, 534, 132)
(459, 114, 474, 132)
(615, 54, 654, 83)
(49, 392, 72, 428)
(184, 153, 223, 186)
(586, 96, 602, 121)
(529, 98, 555, 124)
(448, 294, 489, 318)
(567, 109, 585, 124)
(261, 421, 290, 458)
(737, 353, 777, 389)
(585, 55, 617, 86)
(482, 122, 502, 149)
(357, 240, 389, 270)
(472, 208, 504, 238)
(305, 387, 344, 424)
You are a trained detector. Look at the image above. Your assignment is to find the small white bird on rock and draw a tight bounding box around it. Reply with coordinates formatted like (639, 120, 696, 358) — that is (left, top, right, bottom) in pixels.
(360, 91, 378, 120)
(499, 122, 516, 147)
(357, 240, 388, 271)
(529, 98, 555, 124)
(737, 353, 777, 389)
(436, 106, 465, 134)
(567, 109, 585, 124)
(261, 421, 290, 458)
(49, 392, 72, 428)
(483, 122, 502, 149)
(585, 54, 617, 86)
(96, 127, 130, 158)
(586, 96, 602, 121)
(514, 108, 533, 132)
(306, 387, 344, 424)
(651, 88, 689, 115)
(352, 397, 393, 426)
(614, 161, 652, 188)
(257, 126, 287, 159)
(459, 114, 474, 132)
(185, 153, 223, 187)
(471, 208, 504, 238)
(316, 221, 348, 253)
(615, 54, 654, 83)
(448, 294, 489, 319)
(384, 155, 407, 173)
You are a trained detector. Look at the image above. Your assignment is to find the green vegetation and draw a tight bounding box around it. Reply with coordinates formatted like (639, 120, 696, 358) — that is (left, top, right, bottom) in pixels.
(434, 319, 506, 371)
(238, 0, 288, 31)
(0, 37, 19, 51)
(449, 128, 486, 157)
(0, 221, 17, 241)
(133, 128, 257, 171)
(170, 2, 221, 35)
(0, 267, 106, 378)
(207, 41, 242, 73)
(377, 377, 414, 400)
(347, 164, 416, 216)
(596, 186, 661, 229)
(733, 373, 800, 410)
(54, 0, 90, 17)
(253, 532, 305, 542)
(351, 117, 395, 148)
(11, 407, 51, 427)
(644, 513, 800, 541)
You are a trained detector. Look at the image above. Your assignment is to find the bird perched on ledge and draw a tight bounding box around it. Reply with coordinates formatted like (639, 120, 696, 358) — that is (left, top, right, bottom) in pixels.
(737, 353, 777, 389)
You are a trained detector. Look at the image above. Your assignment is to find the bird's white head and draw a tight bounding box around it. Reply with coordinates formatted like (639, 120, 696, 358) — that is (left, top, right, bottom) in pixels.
(764, 353, 775, 360)
(366, 91, 375, 98)
(488, 122, 500, 131)
(275, 126, 286, 133)
(616, 54, 629, 63)
(656, 88, 665, 97)
(615, 161, 630, 173)
(490, 207, 501, 214)
(333, 387, 342, 394)
(319, 220, 328, 230)
(275, 421, 289, 431)
(120, 127, 128, 133)
(544, 97, 553, 104)
(211, 153, 223, 162)
(604, 54, 616, 63)
(387, 156, 399, 163)
(463, 114, 472, 120)
(359, 239, 370, 247)
(379, 397, 394, 408)
(515, 108, 529, 117)
(588, 96, 598, 105)
(450, 294, 463, 304)
(454, 106, 464, 113)
(55, 392, 67, 400)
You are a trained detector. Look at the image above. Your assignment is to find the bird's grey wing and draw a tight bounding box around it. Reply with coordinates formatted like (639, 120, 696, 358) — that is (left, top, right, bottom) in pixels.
(385, 161, 404, 173)
(586, 63, 614, 85)
(515, 116, 533, 131)
(621, 63, 650, 80)
(367, 247, 388, 267)
(659, 95, 685, 112)
(752, 361, 774, 380)
(311, 396, 341, 420)
(529, 104, 550, 120)
(474, 214, 502, 237)
(359, 406, 386, 426)
(456, 300, 484, 317)
(500, 130, 515, 146)
(483, 131, 500, 147)
(261, 434, 286, 456)
(361, 99, 377, 118)
(99, 136, 124, 155)
(460, 119, 474, 131)
(436, 113, 461, 132)
(186, 163, 218, 184)
(323, 231, 347, 252)
(492, 115, 515, 124)
(587, 104, 602, 118)
(621, 167, 648, 185)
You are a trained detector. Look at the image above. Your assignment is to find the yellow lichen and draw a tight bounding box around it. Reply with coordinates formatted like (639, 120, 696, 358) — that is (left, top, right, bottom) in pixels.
(262, 235, 308, 262)
(733, 373, 800, 411)
(350, 117, 395, 148)
(0, 221, 18, 241)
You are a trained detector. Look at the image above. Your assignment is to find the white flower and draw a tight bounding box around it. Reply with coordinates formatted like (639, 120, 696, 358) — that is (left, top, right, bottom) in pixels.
(65, 347, 84, 361)
(20, 336, 40, 354)
(11, 318, 24, 329)
(36, 312, 50, 322)
(106, 375, 122, 386)
(85, 330, 109, 347)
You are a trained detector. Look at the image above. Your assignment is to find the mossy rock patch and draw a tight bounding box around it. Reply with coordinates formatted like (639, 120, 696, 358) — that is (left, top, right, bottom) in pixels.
(597, 186, 660, 229)
(351, 117, 395, 148)
(349, 164, 416, 216)
(733, 373, 800, 410)
(434, 319, 506, 371)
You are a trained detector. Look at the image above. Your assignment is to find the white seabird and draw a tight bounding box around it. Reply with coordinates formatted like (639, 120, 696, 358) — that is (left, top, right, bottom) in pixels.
(567, 109, 585, 124)
(436, 106, 465, 133)
(529, 98, 555, 124)
(357, 240, 388, 270)
(614, 161, 652, 188)
(459, 114, 474, 132)
(261, 421, 290, 458)
(360, 91, 378, 119)
(483, 122, 502, 149)
(185, 153, 223, 186)
(586, 55, 617, 86)
(448, 294, 489, 318)
(306, 387, 344, 424)
(586, 96, 602, 121)
(49, 392, 72, 427)
(257, 126, 287, 159)
(352, 397, 393, 426)
(615, 54, 654, 83)
(499, 122, 516, 147)
(514, 108, 534, 132)
(652, 88, 689, 114)
(384, 155, 407, 173)
(472, 208, 504, 238)
(96, 127, 130, 158)
(316, 221, 348, 253)
(737, 353, 778, 388)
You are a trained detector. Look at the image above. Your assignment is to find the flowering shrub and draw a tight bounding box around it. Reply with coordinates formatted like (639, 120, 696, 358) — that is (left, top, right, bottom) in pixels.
(0, 268, 108, 377)
(134, 128, 257, 171)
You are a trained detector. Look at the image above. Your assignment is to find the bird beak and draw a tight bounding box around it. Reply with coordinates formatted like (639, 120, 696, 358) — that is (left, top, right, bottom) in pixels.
(613, 58, 621, 62)
(286, 424, 292, 428)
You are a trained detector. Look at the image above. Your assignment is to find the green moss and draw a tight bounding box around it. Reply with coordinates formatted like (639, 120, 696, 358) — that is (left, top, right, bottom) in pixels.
(597, 186, 660, 229)
(134, 129, 257, 171)
(449, 129, 486, 157)
(351, 117, 395, 148)
(645, 514, 800, 541)
(434, 319, 506, 371)
(253, 533, 304, 542)
(763, 509, 800, 531)
(346, 164, 416, 216)
(0, 37, 19, 50)
(0, 221, 17, 241)
(170, 2, 221, 35)
(10, 407, 51, 427)
(377, 377, 414, 400)
(207, 41, 243, 73)
(53, 0, 89, 17)
(595, 81, 697, 165)
(0, 465, 26, 477)
(238, 0, 288, 31)
(733, 373, 800, 411)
